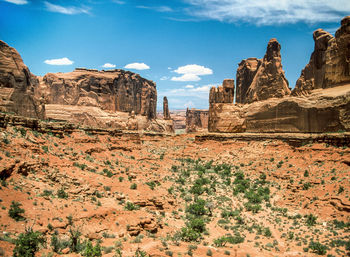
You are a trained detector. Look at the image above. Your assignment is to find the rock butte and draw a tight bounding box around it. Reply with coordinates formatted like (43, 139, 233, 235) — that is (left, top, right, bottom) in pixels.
(0, 40, 173, 133)
(209, 16, 350, 133)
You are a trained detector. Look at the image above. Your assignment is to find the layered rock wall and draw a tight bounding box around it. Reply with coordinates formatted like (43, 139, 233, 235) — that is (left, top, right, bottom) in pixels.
(186, 108, 208, 133)
(209, 84, 350, 133)
(36, 68, 157, 119)
(0, 40, 44, 119)
(293, 16, 350, 95)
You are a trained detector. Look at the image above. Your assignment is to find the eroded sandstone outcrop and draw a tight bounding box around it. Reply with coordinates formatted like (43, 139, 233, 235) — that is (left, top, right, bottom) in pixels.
(209, 84, 350, 133)
(236, 58, 261, 104)
(163, 96, 171, 120)
(36, 68, 157, 119)
(209, 79, 234, 104)
(293, 16, 350, 95)
(186, 108, 208, 133)
(244, 39, 291, 103)
(0, 40, 44, 119)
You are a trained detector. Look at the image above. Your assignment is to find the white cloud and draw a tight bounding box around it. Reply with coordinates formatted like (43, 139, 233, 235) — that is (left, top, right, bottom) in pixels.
(44, 57, 74, 65)
(160, 76, 169, 81)
(44, 1, 90, 15)
(168, 67, 172, 70)
(171, 73, 201, 82)
(102, 63, 116, 68)
(161, 83, 218, 99)
(185, 85, 194, 88)
(174, 64, 213, 75)
(190, 85, 212, 92)
(4, 0, 28, 5)
(184, 0, 350, 25)
(171, 64, 213, 81)
(124, 62, 150, 70)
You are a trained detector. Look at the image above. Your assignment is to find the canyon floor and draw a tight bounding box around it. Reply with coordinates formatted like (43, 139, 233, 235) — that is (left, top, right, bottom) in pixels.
(0, 124, 349, 256)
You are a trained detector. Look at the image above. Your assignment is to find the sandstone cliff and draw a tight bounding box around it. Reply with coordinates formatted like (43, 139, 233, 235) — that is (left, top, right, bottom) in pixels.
(209, 84, 350, 133)
(293, 16, 350, 95)
(186, 108, 208, 133)
(236, 58, 261, 104)
(36, 68, 157, 119)
(244, 39, 291, 103)
(209, 79, 234, 104)
(0, 40, 44, 119)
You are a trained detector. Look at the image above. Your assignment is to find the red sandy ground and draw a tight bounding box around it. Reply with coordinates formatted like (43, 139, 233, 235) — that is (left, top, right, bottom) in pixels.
(0, 126, 349, 256)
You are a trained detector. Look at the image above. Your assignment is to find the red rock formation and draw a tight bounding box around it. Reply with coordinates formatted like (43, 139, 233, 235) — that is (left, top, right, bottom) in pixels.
(0, 40, 44, 119)
(36, 68, 157, 119)
(186, 108, 208, 133)
(245, 38, 291, 103)
(163, 96, 171, 120)
(293, 16, 350, 95)
(209, 84, 350, 133)
(236, 58, 261, 104)
(209, 79, 234, 104)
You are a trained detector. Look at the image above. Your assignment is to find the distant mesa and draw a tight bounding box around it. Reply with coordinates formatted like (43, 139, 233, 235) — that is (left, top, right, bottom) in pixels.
(0, 40, 173, 133)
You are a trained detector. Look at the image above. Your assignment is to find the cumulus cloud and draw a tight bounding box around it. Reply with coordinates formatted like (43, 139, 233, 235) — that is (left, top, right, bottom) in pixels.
(160, 76, 169, 81)
(4, 0, 28, 5)
(124, 62, 150, 70)
(171, 64, 213, 81)
(174, 64, 213, 75)
(184, 0, 350, 25)
(102, 63, 116, 68)
(185, 85, 194, 88)
(44, 1, 90, 15)
(171, 74, 201, 82)
(163, 84, 217, 99)
(44, 57, 74, 65)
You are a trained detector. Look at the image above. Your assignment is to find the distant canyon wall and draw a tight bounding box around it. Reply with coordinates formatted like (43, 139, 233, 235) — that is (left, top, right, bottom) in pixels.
(186, 108, 208, 133)
(0, 40, 173, 132)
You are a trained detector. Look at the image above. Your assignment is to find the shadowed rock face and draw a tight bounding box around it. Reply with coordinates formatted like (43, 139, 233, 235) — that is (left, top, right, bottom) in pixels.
(163, 96, 171, 120)
(293, 16, 350, 95)
(186, 108, 208, 133)
(244, 38, 291, 103)
(236, 58, 261, 104)
(36, 68, 157, 119)
(0, 40, 44, 118)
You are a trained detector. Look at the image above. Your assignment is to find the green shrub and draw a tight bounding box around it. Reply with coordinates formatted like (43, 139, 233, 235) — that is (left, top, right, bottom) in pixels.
(125, 202, 139, 211)
(309, 241, 327, 255)
(82, 241, 102, 257)
(186, 199, 207, 216)
(130, 183, 137, 190)
(213, 233, 244, 247)
(57, 188, 68, 199)
(306, 214, 317, 226)
(9, 201, 25, 221)
(13, 228, 45, 257)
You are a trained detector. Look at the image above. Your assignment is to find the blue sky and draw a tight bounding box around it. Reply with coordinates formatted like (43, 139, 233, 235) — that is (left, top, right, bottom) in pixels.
(1, 0, 349, 110)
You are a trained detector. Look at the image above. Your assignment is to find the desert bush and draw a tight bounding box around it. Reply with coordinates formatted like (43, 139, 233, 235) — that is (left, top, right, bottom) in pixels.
(13, 227, 45, 257)
(9, 201, 25, 221)
(308, 241, 328, 255)
(82, 240, 102, 257)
